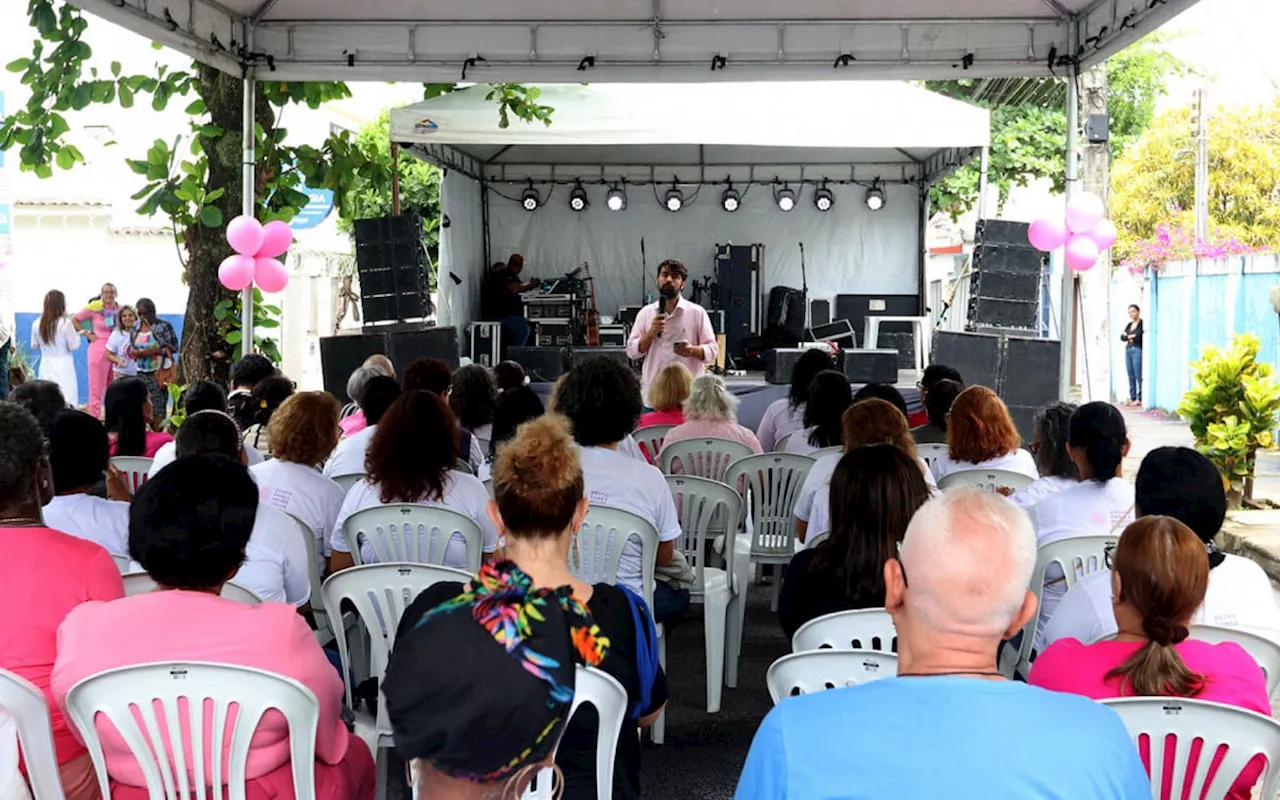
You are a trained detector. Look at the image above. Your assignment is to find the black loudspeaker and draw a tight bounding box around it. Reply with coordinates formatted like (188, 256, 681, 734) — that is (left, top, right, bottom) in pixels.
(930, 330, 1060, 441)
(568, 347, 633, 370)
(810, 299, 831, 327)
(319, 333, 391, 402)
(834, 295, 920, 340)
(930, 330, 1002, 391)
(354, 214, 430, 324)
(509, 346, 568, 382)
(764, 348, 805, 385)
(716, 243, 763, 362)
(388, 327, 460, 372)
(974, 219, 1034, 247)
(843, 350, 899, 384)
(767, 286, 807, 342)
(968, 219, 1043, 332)
(1002, 336, 1062, 407)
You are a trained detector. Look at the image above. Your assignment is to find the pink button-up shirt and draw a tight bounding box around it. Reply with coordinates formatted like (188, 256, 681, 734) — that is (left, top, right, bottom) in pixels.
(626, 296, 718, 402)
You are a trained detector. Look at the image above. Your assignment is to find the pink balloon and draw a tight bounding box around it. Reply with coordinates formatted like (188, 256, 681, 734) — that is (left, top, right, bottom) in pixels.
(226, 215, 264, 256)
(1065, 233, 1100, 272)
(256, 220, 293, 259)
(1088, 218, 1118, 251)
(1028, 217, 1069, 252)
(218, 254, 256, 291)
(254, 256, 289, 293)
(1065, 192, 1105, 234)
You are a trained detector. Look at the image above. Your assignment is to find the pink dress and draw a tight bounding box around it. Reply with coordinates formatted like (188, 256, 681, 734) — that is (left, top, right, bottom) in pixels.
(73, 304, 119, 419)
(1029, 637, 1270, 800)
(109, 431, 173, 459)
(52, 591, 374, 800)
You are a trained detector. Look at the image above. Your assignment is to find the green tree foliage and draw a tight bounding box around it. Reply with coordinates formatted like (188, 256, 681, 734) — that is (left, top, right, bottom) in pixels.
(927, 36, 1184, 218)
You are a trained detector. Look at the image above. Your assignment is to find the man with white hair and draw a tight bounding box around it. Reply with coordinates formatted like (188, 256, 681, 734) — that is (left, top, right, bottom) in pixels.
(735, 489, 1149, 799)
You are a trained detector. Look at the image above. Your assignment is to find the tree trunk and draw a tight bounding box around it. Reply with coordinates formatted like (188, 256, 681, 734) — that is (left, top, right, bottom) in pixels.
(178, 65, 273, 386)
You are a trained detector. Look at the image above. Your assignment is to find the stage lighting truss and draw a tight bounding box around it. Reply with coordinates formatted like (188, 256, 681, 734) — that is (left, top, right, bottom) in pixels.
(605, 184, 627, 212)
(664, 182, 685, 212)
(521, 180, 541, 212)
(814, 182, 834, 212)
(865, 179, 886, 212)
(774, 183, 797, 212)
(568, 180, 589, 212)
(721, 182, 741, 213)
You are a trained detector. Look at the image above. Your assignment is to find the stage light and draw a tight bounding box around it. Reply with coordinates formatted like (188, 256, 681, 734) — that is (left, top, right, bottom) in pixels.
(606, 185, 627, 212)
(814, 182, 834, 212)
(664, 183, 684, 212)
(775, 185, 796, 212)
(865, 180, 886, 212)
(521, 181, 540, 211)
(721, 183, 741, 212)
(568, 180, 589, 212)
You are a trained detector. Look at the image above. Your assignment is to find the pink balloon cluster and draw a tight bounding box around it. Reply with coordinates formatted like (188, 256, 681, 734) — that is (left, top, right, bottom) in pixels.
(218, 216, 293, 293)
(1026, 192, 1118, 272)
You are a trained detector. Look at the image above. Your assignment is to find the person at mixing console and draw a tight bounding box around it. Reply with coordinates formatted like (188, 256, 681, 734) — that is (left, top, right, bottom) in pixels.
(480, 254, 541, 348)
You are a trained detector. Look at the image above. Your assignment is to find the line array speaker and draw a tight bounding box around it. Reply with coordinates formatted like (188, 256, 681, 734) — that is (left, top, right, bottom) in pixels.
(354, 214, 430, 325)
(967, 219, 1044, 333)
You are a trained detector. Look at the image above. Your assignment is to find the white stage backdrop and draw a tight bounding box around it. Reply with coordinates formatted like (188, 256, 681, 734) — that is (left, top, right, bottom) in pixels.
(484, 182, 920, 324)
(438, 171, 485, 328)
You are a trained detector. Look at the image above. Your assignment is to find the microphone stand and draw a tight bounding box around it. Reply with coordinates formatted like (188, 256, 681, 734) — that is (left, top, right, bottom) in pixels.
(800, 242, 810, 333)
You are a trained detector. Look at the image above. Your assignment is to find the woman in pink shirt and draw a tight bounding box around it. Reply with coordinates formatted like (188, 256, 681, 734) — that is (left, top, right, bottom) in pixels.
(72, 282, 120, 419)
(0, 401, 125, 800)
(661, 373, 763, 460)
(104, 376, 172, 457)
(1030, 516, 1269, 800)
(52, 454, 375, 800)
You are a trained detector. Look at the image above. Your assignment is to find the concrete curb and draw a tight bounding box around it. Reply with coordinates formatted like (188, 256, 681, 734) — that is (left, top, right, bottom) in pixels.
(1221, 511, 1280, 587)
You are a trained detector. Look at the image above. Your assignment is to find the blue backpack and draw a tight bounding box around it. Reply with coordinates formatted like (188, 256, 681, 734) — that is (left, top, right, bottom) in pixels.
(615, 584, 660, 722)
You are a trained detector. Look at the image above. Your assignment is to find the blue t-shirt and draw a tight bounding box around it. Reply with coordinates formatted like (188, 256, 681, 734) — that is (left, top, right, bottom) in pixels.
(735, 677, 1150, 800)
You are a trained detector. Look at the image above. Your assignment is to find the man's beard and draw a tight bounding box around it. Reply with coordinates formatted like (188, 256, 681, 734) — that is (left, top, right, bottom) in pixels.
(659, 285, 678, 300)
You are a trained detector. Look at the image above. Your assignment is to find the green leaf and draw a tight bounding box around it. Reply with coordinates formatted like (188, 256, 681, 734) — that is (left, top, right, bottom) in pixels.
(111, 61, 121, 77)
(118, 85, 134, 108)
(6, 58, 31, 73)
(184, 99, 206, 115)
(199, 205, 224, 227)
(55, 147, 74, 170)
(224, 330, 243, 345)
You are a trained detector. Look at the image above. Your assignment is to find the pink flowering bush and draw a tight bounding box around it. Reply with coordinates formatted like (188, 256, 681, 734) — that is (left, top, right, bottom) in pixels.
(1122, 219, 1262, 274)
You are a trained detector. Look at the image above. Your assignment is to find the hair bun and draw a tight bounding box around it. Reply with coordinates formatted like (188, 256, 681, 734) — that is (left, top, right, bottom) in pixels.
(495, 414, 578, 496)
(1142, 617, 1189, 646)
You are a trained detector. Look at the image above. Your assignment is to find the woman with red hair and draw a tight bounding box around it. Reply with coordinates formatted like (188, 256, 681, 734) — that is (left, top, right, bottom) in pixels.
(930, 386, 1037, 484)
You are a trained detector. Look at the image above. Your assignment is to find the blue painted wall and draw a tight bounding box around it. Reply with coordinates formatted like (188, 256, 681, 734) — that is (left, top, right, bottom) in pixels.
(14, 312, 186, 406)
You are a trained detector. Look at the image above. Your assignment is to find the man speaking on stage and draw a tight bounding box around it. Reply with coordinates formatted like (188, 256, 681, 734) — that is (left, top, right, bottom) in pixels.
(626, 258, 718, 403)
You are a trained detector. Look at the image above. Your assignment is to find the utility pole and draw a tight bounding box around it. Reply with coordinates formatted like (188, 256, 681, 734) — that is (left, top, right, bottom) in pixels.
(1191, 88, 1210, 244)
(1077, 63, 1112, 404)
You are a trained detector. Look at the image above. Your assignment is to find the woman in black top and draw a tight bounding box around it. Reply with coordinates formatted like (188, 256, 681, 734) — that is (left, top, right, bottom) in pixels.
(1121, 304, 1144, 406)
(396, 414, 666, 800)
(778, 444, 931, 639)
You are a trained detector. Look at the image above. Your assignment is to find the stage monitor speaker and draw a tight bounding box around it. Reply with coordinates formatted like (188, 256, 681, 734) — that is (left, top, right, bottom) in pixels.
(1001, 336, 1061, 407)
(319, 333, 390, 402)
(716, 243, 763, 362)
(810, 299, 831, 327)
(509, 346, 568, 383)
(843, 349, 899, 385)
(354, 214, 430, 324)
(764, 348, 805, 385)
(568, 347, 633, 371)
(767, 286, 807, 342)
(931, 330, 1002, 391)
(387, 327, 460, 372)
(930, 330, 1060, 442)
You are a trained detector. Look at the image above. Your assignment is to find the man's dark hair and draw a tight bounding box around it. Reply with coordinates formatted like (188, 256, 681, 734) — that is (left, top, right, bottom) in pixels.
(47, 410, 110, 492)
(230, 354, 276, 390)
(853, 383, 909, 419)
(175, 411, 242, 460)
(0, 402, 46, 502)
(10, 380, 66, 428)
(490, 386, 546, 459)
(450, 365, 498, 431)
(404, 358, 453, 396)
(924, 379, 963, 430)
(129, 454, 257, 590)
(1136, 447, 1227, 566)
(555, 359, 642, 447)
(921, 364, 964, 392)
(493, 361, 527, 392)
(657, 259, 688, 282)
(361, 375, 403, 426)
(789, 349, 836, 411)
(183, 381, 228, 414)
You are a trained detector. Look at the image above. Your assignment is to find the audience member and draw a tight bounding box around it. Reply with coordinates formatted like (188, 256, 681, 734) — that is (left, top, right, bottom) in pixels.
(396, 415, 665, 799)
(493, 359, 527, 391)
(403, 358, 485, 472)
(331, 391, 498, 572)
(104, 376, 172, 457)
(1028, 402, 1134, 641)
(663, 374, 763, 458)
(450, 364, 498, 454)
(785, 370, 852, 455)
(910, 364, 964, 429)
(242, 374, 295, 456)
(51, 454, 375, 800)
(324, 375, 402, 479)
(489, 385, 546, 460)
(1044, 447, 1280, 647)
(173, 411, 310, 605)
(10, 379, 66, 428)
(930, 386, 1037, 483)
(756, 350, 834, 452)
(640, 362, 693, 429)
(913, 378, 963, 445)
(385, 560, 606, 800)
(148, 380, 261, 477)
(1030, 516, 1268, 800)
(227, 353, 277, 431)
(553, 358, 687, 625)
(778, 445, 930, 638)
(251, 392, 345, 574)
(852, 382, 909, 419)
(363, 353, 395, 380)
(1009, 402, 1079, 509)
(42, 409, 131, 557)
(735, 489, 1149, 799)
(0, 402, 124, 800)
(338, 360, 392, 438)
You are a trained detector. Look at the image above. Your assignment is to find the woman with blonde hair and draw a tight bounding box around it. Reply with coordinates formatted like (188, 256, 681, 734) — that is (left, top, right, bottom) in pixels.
(931, 385, 1037, 483)
(661, 373, 763, 455)
(639, 362, 692, 429)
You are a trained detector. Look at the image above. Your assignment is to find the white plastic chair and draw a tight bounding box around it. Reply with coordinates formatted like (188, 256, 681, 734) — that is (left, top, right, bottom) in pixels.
(811, 445, 843, 460)
(766, 649, 900, 704)
(634, 424, 676, 463)
(791, 608, 899, 653)
(121, 572, 263, 603)
(453, 458, 474, 476)
(331, 472, 365, 493)
(937, 467, 1035, 492)
(343, 503, 483, 573)
(285, 513, 330, 642)
(108, 456, 153, 496)
(483, 478, 493, 499)
(1191, 624, 1280, 694)
(724, 453, 815, 617)
(63, 662, 320, 800)
(0, 668, 65, 800)
(322, 562, 472, 800)
(1102, 697, 1280, 800)
(915, 442, 948, 467)
(666, 475, 742, 713)
(772, 430, 795, 453)
(1005, 534, 1116, 679)
(659, 437, 754, 482)
(110, 553, 131, 573)
(523, 666, 629, 800)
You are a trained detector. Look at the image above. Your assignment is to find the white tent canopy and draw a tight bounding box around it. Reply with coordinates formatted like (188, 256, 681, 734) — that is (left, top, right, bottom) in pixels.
(78, 0, 1199, 84)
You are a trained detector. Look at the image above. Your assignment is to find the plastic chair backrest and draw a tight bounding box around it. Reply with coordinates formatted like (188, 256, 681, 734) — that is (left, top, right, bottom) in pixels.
(63, 662, 319, 800)
(284, 513, 324, 614)
(111, 553, 131, 573)
(572, 505, 659, 612)
(937, 467, 1035, 492)
(108, 456, 153, 496)
(634, 424, 676, 463)
(811, 446, 843, 460)
(453, 458, 474, 476)
(804, 531, 829, 549)
(339, 402, 359, 420)
(121, 572, 263, 603)
(915, 442, 948, 467)
(483, 478, 493, 499)
(343, 503, 483, 573)
(724, 453, 815, 559)
(1013, 534, 1116, 674)
(1190, 624, 1280, 694)
(791, 608, 898, 653)
(772, 431, 795, 453)
(660, 437, 754, 482)
(1102, 697, 1280, 800)
(521, 666, 629, 800)
(766, 650, 899, 704)
(321, 562, 472, 707)
(0, 668, 65, 800)
(665, 475, 742, 595)
(331, 473, 364, 493)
